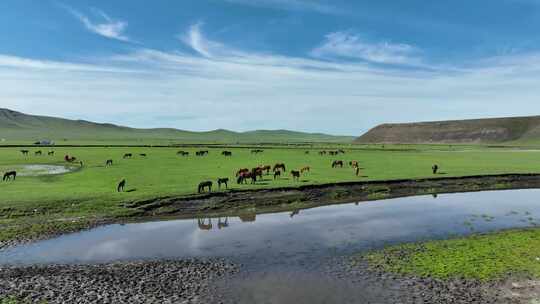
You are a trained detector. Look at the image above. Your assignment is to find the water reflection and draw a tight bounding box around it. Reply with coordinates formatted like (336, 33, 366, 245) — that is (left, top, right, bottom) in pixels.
(2, 189, 540, 266)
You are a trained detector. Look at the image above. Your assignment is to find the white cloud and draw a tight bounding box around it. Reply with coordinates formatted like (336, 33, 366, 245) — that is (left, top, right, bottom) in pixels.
(69, 8, 130, 42)
(3, 24, 540, 135)
(180, 22, 224, 58)
(312, 31, 421, 66)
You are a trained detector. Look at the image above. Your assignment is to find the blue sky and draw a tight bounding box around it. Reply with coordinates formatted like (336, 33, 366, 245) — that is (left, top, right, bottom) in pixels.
(2, 0, 540, 135)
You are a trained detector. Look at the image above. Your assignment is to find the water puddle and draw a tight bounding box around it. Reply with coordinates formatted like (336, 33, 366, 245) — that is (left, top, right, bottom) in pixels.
(2, 189, 540, 268)
(2, 164, 76, 176)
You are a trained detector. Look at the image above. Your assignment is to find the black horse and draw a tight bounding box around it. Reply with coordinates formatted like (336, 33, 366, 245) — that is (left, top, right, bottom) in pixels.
(48, 151, 55, 156)
(291, 170, 301, 181)
(274, 170, 281, 180)
(123, 153, 132, 159)
(117, 179, 126, 192)
(139, 153, 147, 157)
(106, 159, 113, 166)
(3, 171, 16, 181)
(35, 151, 42, 156)
(222, 151, 232, 157)
(218, 178, 229, 189)
(198, 181, 213, 193)
(20, 150, 29, 156)
(432, 164, 439, 174)
(332, 160, 344, 168)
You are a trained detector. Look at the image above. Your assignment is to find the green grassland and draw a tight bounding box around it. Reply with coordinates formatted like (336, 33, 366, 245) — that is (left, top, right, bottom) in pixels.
(1, 144, 540, 243)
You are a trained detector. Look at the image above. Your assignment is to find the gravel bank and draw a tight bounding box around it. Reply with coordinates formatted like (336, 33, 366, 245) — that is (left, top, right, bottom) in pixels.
(0, 259, 237, 304)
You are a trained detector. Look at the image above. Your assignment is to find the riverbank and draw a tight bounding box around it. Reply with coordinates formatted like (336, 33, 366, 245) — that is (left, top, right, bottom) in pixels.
(3, 173, 540, 248)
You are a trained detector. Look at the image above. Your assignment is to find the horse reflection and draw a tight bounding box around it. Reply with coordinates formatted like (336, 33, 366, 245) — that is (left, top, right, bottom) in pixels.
(290, 210, 300, 218)
(218, 217, 229, 229)
(239, 214, 256, 222)
(197, 218, 212, 230)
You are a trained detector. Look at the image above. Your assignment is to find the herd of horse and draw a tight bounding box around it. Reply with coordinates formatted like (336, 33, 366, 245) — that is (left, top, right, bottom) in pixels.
(7, 148, 441, 197)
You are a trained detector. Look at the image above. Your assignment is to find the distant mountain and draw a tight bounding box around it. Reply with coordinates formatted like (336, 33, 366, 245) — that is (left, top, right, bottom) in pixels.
(355, 116, 540, 144)
(0, 108, 354, 144)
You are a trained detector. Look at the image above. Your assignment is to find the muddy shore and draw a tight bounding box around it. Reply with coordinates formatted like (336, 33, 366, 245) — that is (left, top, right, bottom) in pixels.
(125, 173, 540, 219)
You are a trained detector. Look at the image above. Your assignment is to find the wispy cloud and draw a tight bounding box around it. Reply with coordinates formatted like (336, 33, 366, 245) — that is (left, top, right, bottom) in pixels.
(67, 7, 130, 42)
(180, 22, 226, 58)
(222, 0, 344, 15)
(311, 31, 421, 66)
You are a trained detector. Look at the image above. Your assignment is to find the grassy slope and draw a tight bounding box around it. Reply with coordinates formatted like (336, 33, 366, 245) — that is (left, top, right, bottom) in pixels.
(0, 109, 353, 144)
(364, 228, 540, 281)
(355, 115, 540, 144)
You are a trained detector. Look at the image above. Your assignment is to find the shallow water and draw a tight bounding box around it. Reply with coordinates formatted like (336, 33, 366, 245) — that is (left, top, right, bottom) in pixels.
(13, 164, 75, 176)
(2, 189, 540, 267)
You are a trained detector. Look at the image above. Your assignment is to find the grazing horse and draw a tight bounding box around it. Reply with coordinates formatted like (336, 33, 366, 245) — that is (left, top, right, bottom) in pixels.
(35, 151, 42, 156)
(222, 151, 232, 156)
(198, 218, 212, 230)
(3, 171, 16, 181)
(139, 153, 147, 157)
(198, 181, 213, 193)
(291, 170, 301, 181)
(123, 153, 132, 159)
(332, 160, 344, 168)
(236, 168, 249, 177)
(273, 163, 286, 172)
(237, 172, 256, 184)
(117, 179, 126, 192)
(252, 167, 263, 181)
(218, 217, 229, 229)
(432, 164, 439, 174)
(48, 151, 55, 156)
(300, 166, 310, 174)
(64, 155, 77, 162)
(218, 178, 229, 189)
(106, 159, 113, 166)
(20, 150, 29, 156)
(261, 165, 272, 175)
(349, 161, 359, 168)
(274, 170, 281, 180)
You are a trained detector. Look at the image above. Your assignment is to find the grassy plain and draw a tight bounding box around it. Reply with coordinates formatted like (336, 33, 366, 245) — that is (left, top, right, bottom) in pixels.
(1, 143, 540, 243)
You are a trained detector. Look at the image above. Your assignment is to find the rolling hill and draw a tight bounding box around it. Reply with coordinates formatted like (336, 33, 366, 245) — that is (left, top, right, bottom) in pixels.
(0, 108, 354, 144)
(355, 115, 540, 144)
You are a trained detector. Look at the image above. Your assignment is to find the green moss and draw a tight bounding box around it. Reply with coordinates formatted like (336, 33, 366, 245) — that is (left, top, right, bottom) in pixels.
(364, 228, 540, 281)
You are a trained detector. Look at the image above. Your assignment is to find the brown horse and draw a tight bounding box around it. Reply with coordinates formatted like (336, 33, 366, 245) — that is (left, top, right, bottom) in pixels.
(236, 168, 249, 177)
(237, 172, 256, 184)
(291, 170, 301, 181)
(261, 165, 272, 175)
(3, 171, 16, 181)
(198, 218, 212, 230)
(198, 181, 213, 193)
(252, 167, 263, 181)
(332, 160, 344, 168)
(300, 166, 310, 174)
(65, 155, 77, 162)
(273, 163, 286, 172)
(349, 161, 359, 168)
